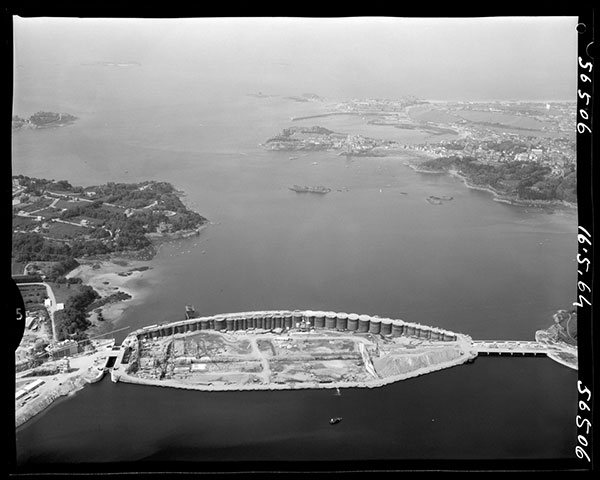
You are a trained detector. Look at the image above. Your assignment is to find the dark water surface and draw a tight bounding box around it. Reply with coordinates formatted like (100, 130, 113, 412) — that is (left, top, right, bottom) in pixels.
(16, 358, 576, 465)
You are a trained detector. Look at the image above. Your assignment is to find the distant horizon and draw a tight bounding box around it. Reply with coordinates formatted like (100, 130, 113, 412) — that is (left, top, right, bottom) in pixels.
(13, 16, 578, 106)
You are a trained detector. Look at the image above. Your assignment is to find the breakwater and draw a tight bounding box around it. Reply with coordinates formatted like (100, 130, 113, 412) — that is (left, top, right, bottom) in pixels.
(291, 112, 355, 121)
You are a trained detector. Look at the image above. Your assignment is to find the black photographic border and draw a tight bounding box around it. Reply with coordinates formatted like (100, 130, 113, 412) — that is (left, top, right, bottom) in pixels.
(5, 7, 596, 476)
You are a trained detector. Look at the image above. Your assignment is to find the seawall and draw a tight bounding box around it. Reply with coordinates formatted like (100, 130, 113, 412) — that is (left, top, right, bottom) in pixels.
(125, 310, 461, 343)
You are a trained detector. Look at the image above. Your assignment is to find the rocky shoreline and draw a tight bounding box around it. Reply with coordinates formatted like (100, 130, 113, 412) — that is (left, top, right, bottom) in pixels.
(146, 224, 207, 242)
(408, 162, 577, 211)
(65, 224, 208, 325)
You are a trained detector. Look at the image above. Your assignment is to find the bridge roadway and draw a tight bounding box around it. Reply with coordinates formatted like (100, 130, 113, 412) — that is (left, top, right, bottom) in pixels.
(472, 340, 553, 356)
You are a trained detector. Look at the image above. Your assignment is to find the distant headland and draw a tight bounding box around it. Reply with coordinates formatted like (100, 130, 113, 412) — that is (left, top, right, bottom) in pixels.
(12, 112, 78, 130)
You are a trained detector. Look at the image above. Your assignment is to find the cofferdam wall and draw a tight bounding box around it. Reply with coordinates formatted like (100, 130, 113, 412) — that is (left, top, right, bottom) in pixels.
(127, 310, 461, 343)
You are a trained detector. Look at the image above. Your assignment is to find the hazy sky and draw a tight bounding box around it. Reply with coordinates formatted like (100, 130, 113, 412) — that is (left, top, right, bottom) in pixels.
(13, 16, 578, 101)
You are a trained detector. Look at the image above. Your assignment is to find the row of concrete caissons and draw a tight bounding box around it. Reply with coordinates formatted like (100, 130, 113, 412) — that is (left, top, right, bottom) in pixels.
(130, 310, 459, 342)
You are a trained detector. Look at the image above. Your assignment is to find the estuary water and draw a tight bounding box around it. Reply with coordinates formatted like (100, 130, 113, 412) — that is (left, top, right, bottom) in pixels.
(12, 62, 578, 468)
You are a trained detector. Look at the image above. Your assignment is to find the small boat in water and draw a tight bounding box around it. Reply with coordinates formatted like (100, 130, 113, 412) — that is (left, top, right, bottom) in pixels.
(330, 417, 342, 425)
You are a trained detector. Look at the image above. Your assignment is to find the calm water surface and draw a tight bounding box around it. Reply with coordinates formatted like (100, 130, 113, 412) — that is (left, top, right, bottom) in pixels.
(13, 63, 578, 467)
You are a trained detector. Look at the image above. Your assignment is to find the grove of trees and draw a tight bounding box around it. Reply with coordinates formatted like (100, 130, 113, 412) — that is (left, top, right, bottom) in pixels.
(54, 285, 100, 341)
(420, 156, 576, 203)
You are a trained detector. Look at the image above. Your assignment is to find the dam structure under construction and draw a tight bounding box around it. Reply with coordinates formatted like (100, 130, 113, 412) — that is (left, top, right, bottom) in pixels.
(110, 309, 479, 391)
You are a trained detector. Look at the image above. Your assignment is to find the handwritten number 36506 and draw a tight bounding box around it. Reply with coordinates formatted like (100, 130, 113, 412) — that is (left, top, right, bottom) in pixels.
(576, 381, 592, 462)
(577, 57, 592, 134)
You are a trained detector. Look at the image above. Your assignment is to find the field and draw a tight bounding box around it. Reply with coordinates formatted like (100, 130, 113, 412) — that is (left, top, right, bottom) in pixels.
(12, 260, 26, 275)
(45, 221, 88, 238)
(46, 281, 82, 304)
(33, 208, 63, 219)
(19, 198, 53, 213)
(13, 216, 37, 230)
(69, 216, 104, 227)
(54, 199, 92, 209)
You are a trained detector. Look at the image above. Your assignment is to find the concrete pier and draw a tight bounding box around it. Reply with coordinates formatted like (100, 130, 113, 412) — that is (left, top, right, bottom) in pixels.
(291, 311, 302, 328)
(369, 317, 381, 334)
(215, 316, 225, 330)
(314, 312, 325, 329)
(348, 313, 359, 331)
(325, 312, 337, 330)
(336, 313, 348, 331)
(391, 323, 404, 337)
(264, 314, 273, 330)
(380, 319, 392, 335)
(358, 314, 371, 333)
(285, 313, 294, 329)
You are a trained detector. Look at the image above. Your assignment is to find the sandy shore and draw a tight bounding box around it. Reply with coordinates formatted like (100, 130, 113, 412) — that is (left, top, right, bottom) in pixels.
(66, 258, 154, 326)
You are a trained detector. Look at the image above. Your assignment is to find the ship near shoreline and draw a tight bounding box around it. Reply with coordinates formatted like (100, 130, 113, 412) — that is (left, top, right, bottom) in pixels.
(289, 185, 331, 194)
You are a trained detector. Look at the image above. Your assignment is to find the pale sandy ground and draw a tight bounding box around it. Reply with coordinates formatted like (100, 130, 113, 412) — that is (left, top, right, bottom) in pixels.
(66, 259, 153, 325)
(15, 340, 115, 428)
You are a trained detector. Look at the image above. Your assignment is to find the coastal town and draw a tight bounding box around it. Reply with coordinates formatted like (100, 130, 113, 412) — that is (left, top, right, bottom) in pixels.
(263, 98, 576, 206)
(404, 101, 576, 176)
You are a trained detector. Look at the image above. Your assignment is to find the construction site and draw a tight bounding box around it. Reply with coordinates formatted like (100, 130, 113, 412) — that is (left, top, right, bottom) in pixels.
(112, 310, 476, 391)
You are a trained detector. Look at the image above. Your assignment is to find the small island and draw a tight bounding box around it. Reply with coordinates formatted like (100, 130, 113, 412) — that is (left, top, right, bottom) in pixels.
(289, 185, 331, 194)
(263, 125, 397, 157)
(285, 93, 325, 103)
(426, 195, 453, 205)
(247, 92, 279, 99)
(13, 112, 78, 130)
